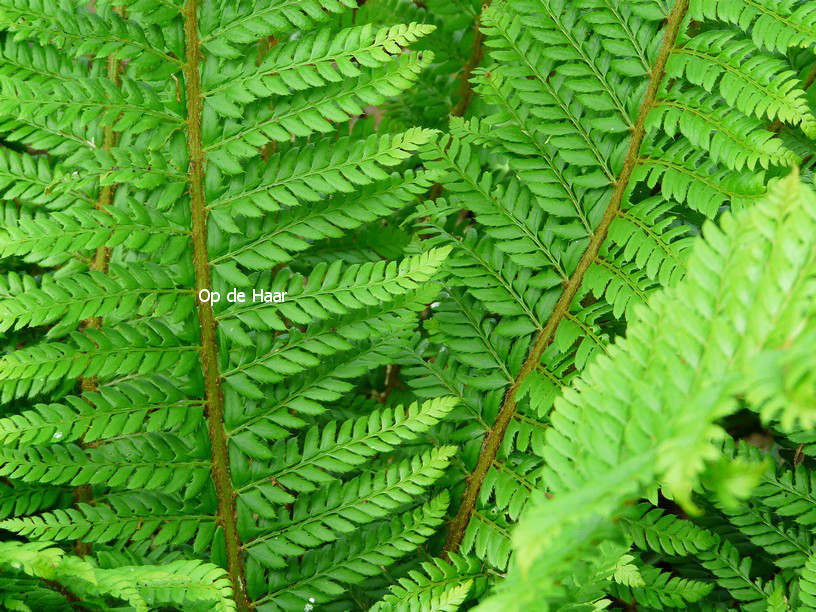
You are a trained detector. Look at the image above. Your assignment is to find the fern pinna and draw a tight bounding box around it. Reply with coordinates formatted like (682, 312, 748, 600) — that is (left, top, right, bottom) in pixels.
(1, 0, 816, 610)
(0, 0, 459, 609)
(392, 0, 816, 608)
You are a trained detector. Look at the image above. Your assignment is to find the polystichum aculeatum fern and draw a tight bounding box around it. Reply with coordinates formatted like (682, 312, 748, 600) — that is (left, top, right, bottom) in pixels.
(0, 0, 816, 610)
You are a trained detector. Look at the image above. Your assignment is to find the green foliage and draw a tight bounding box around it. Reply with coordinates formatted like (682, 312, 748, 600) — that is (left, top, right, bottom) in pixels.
(393, 0, 816, 605)
(483, 172, 816, 609)
(371, 552, 488, 612)
(0, 540, 236, 611)
(1, 0, 815, 609)
(0, 0, 453, 608)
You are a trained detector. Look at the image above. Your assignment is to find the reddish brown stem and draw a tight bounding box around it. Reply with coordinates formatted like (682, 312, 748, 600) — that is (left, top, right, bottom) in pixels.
(183, 1, 251, 608)
(442, 0, 692, 556)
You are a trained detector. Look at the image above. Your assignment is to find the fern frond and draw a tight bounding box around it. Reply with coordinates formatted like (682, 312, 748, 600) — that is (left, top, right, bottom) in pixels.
(798, 552, 816, 610)
(0, 112, 95, 158)
(0, 264, 193, 335)
(0, 480, 63, 520)
(227, 326, 414, 440)
(0, 2, 180, 78)
(0, 576, 73, 611)
(2, 0, 813, 606)
(371, 553, 486, 612)
(622, 503, 717, 556)
(417, 221, 549, 332)
(666, 29, 816, 135)
(0, 147, 92, 208)
(0, 491, 214, 548)
(198, 0, 356, 58)
(203, 23, 436, 116)
(224, 289, 433, 395)
(426, 290, 523, 385)
(106, 560, 237, 612)
(650, 86, 799, 171)
(243, 446, 455, 568)
(256, 494, 448, 608)
(221, 250, 449, 337)
(697, 539, 776, 610)
(409, 0, 816, 601)
(493, 173, 816, 606)
(398, 334, 492, 428)
(690, 0, 816, 53)
(634, 138, 767, 216)
(582, 248, 656, 318)
(230, 395, 455, 469)
(0, 376, 201, 447)
(0, 432, 210, 495)
(609, 563, 714, 609)
(741, 458, 816, 527)
(0, 75, 183, 141)
(209, 129, 435, 218)
(606, 197, 692, 286)
(0, 37, 84, 84)
(206, 52, 434, 173)
(0, 199, 187, 264)
(0, 540, 236, 610)
(513, 0, 636, 129)
(725, 502, 813, 570)
(212, 166, 436, 254)
(0, 0, 448, 607)
(0, 321, 198, 390)
(423, 135, 573, 277)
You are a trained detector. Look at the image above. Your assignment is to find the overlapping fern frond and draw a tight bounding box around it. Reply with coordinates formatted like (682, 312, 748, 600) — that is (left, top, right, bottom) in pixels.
(385, 0, 816, 608)
(0, 0, 455, 608)
(1, 0, 816, 609)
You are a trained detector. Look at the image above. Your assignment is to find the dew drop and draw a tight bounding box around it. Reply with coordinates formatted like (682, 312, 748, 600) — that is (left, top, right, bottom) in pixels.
(53, 431, 63, 440)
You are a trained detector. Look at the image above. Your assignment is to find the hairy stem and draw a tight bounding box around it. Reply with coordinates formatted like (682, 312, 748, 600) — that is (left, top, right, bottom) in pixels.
(74, 34, 124, 558)
(442, 0, 691, 555)
(88, 59, 120, 279)
(183, 1, 251, 609)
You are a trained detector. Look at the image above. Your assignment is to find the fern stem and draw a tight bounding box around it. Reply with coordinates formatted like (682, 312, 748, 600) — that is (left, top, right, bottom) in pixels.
(75, 24, 125, 557)
(79, 24, 123, 361)
(450, 3, 492, 119)
(43, 578, 90, 611)
(88, 61, 120, 277)
(428, 2, 492, 202)
(183, 2, 251, 609)
(441, 0, 691, 556)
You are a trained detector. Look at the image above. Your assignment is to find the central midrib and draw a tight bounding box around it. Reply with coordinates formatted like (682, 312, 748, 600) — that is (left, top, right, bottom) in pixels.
(182, 1, 252, 609)
(441, 0, 692, 557)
